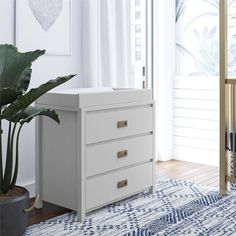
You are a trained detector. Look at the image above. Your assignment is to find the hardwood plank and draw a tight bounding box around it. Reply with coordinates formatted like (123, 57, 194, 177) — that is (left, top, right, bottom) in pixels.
(28, 200, 71, 226)
(156, 160, 219, 187)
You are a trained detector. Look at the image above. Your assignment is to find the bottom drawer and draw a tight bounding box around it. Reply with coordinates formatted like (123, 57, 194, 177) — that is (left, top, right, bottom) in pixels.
(86, 162, 153, 210)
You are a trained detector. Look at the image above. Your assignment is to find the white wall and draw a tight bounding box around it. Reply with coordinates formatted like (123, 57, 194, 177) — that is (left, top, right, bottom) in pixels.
(173, 77, 219, 166)
(0, 0, 82, 195)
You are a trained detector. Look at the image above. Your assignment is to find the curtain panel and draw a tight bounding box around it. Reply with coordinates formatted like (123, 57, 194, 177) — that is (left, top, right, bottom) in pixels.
(82, 0, 132, 88)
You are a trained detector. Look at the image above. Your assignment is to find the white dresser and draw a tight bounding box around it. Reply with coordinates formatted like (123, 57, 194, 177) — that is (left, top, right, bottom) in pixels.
(35, 88, 155, 221)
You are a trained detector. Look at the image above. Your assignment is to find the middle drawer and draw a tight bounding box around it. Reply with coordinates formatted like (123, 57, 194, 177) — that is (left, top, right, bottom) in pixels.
(86, 135, 153, 177)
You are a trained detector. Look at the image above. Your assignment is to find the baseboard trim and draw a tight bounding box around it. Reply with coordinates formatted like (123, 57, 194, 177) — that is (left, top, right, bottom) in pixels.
(23, 182, 35, 198)
(173, 156, 219, 167)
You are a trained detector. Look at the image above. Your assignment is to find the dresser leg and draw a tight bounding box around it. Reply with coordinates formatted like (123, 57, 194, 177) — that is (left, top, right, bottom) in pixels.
(35, 195, 43, 209)
(77, 211, 85, 222)
(149, 186, 155, 194)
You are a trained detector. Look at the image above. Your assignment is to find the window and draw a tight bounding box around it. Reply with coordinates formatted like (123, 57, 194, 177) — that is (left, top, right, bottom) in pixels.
(176, 0, 236, 77)
(131, 0, 147, 88)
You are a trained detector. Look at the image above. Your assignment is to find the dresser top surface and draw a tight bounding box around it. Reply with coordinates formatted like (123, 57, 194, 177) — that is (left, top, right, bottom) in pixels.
(36, 88, 153, 109)
(50, 87, 114, 94)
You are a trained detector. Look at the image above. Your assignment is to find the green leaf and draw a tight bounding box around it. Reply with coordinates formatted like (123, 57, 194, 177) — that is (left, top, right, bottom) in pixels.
(9, 124, 23, 190)
(176, 0, 185, 23)
(19, 106, 60, 124)
(200, 0, 218, 9)
(1, 122, 14, 193)
(2, 74, 75, 120)
(176, 43, 196, 61)
(0, 88, 18, 107)
(0, 44, 45, 94)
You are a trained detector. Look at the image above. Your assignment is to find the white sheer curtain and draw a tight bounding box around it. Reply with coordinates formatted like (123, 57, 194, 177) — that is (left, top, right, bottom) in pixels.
(82, 0, 132, 88)
(153, 0, 175, 161)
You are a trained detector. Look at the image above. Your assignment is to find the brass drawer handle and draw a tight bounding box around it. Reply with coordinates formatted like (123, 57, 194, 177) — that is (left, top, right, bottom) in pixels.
(117, 150, 128, 158)
(117, 120, 128, 128)
(117, 179, 128, 188)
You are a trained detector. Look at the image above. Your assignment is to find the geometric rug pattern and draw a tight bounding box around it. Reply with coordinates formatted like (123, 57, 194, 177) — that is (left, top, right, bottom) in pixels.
(25, 179, 236, 236)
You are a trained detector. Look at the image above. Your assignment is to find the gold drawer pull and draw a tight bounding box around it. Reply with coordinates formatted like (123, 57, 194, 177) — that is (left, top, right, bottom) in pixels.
(117, 120, 128, 128)
(117, 179, 128, 189)
(117, 150, 128, 159)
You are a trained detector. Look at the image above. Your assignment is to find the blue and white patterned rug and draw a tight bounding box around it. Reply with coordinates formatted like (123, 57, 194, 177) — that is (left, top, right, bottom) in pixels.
(25, 179, 236, 236)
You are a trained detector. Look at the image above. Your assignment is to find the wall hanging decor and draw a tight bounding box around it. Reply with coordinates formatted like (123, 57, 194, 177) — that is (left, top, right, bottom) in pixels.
(15, 0, 72, 55)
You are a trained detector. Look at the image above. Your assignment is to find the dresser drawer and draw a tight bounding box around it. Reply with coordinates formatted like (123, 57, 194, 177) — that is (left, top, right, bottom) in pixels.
(86, 106, 153, 144)
(86, 135, 153, 177)
(86, 162, 153, 210)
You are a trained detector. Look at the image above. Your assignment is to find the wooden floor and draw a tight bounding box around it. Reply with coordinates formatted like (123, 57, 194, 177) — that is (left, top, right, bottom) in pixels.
(29, 160, 219, 226)
(156, 160, 219, 188)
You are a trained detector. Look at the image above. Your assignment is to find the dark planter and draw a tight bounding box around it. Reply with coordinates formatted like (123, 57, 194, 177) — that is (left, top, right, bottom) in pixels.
(0, 186, 29, 236)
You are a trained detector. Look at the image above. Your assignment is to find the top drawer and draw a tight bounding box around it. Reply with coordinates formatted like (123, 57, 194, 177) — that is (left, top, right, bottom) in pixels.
(86, 106, 153, 144)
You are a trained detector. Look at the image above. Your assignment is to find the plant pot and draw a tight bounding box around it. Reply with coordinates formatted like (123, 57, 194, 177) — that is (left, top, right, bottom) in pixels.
(0, 186, 29, 236)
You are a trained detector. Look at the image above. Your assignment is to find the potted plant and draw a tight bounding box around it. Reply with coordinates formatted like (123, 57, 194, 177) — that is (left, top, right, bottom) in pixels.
(0, 44, 75, 236)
